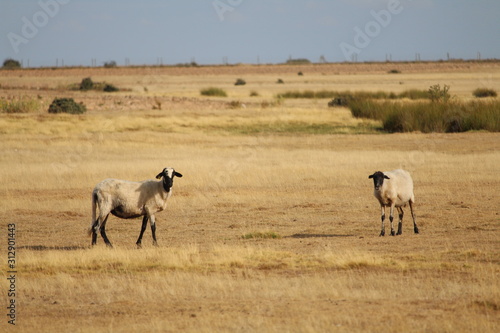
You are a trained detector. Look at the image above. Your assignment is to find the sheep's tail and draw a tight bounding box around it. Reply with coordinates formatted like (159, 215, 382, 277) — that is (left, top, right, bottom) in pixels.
(88, 191, 98, 236)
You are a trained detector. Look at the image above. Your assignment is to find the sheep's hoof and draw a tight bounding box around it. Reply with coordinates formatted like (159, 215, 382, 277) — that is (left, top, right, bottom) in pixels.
(379, 230, 385, 237)
(136, 243, 142, 249)
(414, 227, 420, 234)
(390, 230, 396, 236)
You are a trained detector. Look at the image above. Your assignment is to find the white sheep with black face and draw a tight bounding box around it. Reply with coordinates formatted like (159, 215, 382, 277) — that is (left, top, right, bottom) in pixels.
(368, 169, 419, 236)
(89, 167, 183, 247)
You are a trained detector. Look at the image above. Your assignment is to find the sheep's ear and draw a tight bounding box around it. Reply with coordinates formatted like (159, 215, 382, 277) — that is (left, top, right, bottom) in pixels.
(156, 172, 164, 179)
(384, 175, 390, 179)
(368, 174, 374, 179)
(174, 171, 183, 178)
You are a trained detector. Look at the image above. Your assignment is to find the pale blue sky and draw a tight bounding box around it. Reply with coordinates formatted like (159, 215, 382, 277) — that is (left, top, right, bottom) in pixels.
(1, 0, 499, 67)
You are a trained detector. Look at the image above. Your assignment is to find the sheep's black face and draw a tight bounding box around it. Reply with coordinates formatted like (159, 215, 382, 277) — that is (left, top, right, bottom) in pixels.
(369, 171, 389, 191)
(156, 167, 183, 192)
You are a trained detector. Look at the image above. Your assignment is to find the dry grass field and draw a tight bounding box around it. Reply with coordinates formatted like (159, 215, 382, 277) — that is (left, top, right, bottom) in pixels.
(0, 62, 499, 332)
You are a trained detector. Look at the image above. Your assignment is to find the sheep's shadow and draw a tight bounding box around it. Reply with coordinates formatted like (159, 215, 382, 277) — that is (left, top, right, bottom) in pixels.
(286, 233, 355, 239)
(19, 245, 86, 251)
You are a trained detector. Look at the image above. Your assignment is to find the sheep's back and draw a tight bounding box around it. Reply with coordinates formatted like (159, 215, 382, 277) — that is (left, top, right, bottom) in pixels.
(383, 169, 414, 205)
(95, 178, 154, 203)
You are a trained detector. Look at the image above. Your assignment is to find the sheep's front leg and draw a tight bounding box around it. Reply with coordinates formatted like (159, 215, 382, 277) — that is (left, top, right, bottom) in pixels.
(379, 205, 386, 236)
(150, 214, 158, 246)
(396, 206, 404, 235)
(136, 215, 148, 248)
(389, 204, 396, 236)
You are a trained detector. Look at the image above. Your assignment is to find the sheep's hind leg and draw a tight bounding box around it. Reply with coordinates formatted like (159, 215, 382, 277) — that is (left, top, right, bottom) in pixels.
(136, 215, 148, 248)
(379, 206, 386, 236)
(396, 206, 404, 235)
(91, 219, 99, 246)
(99, 214, 113, 248)
(409, 200, 419, 234)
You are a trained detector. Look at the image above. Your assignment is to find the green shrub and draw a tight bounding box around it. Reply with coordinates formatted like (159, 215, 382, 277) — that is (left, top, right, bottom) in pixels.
(2, 59, 21, 69)
(80, 77, 94, 91)
(234, 78, 246, 86)
(278, 90, 390, 100)
(48, 98, 86, 114)
(328, 95, 357, 107)
(472, 88, 497, 98)
(388, 69, 401, 74)
(103, 84, 119, 92)
(0, 96, 40, 113)
(242, 231, 281, 239)
(348, 99, 387, 119)
(200, 87, 227, 97)
(285, 58, 311, 64)
(428, 84, 450, 103)
(397, 89, 429, 100)
(103, 61, 117, 68)
(72, 77, 119, 92)
(349, 99, 500, 133)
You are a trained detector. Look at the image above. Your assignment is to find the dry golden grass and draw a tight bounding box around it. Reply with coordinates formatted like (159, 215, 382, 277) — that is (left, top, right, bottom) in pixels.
(0, 63, 499, 332)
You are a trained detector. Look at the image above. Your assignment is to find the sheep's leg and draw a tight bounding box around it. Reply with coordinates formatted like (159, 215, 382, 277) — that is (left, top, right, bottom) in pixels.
(100, 214, 113, 248)
(409, 200, 419, 234)
(91, 218, 99, 246)
(389, 204, 396, 236)
(150, 215, 158, 246)
(379, 206, 386, 236)
(396, 206, 404, 235)
(136, 215, 148, 248)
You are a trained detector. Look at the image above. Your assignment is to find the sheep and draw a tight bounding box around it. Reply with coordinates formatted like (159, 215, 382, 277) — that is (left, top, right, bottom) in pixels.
(89, 167, 183, 248)
(368, 169, 419, 236)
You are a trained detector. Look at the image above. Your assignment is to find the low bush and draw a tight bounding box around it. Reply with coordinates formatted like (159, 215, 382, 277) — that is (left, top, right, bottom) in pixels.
(285, 58, 311, 64)
(473, 88, 497, 98)
(2, 59, 21, 69)
(428, 84, 451, 103)
(80, 77, 94, 91)
(279, 90, 429, 101)
(242, 231, 281, 239)
(200, 87, 227, 97)
(396, 89, 429, 100)
(328, 95, 356, 107)
(234, 78, 246, 86)
(103, 61, 117, 68)
(74, 77, 119, 92)
(349, 99, 500, 133)
(0, 96, 40, 113)
(227, 100, 243, 109)
(103, 84, 119, 92)
(48, 98, 86, 114)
